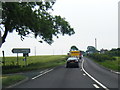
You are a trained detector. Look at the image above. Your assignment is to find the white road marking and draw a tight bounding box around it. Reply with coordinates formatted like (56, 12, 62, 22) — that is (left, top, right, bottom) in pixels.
(110, 70, 120, 75)
(81, 58, 109, 90)
(39, 71, 44, 73)
(32, 69, 53, 80)
(83, 73, 86, 76)
(93, 84, 100, 88)
(39, 69, 49, 73)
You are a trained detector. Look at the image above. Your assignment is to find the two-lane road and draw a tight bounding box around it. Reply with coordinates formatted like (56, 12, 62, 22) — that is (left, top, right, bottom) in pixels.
(13, 57, 119, 89)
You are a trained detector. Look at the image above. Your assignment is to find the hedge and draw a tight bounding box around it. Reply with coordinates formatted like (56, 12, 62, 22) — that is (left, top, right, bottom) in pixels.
(87, 53, 116, 62)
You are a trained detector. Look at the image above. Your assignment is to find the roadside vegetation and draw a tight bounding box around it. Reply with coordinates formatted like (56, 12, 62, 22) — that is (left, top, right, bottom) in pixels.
(1, 55, 68, 87)
(2, 55, 68, 74)
(87, 48, 120, 72)
(2, 74, 26, 88)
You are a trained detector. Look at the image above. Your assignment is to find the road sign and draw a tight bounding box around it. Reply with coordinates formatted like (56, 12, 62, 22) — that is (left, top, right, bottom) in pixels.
(12, 48, 30, 53)
(23, 53, 29, 57)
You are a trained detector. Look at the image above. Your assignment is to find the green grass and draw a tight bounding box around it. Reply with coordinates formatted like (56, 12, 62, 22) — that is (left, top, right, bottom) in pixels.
(89, 56, 120, 72)
(2, 55, 68, 74)
(1, 55, 68, 87)
(2, 75, 26, 87)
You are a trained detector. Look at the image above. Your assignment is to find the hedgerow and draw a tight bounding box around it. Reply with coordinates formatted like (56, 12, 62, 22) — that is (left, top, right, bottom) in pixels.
(87, 53, 116, 62)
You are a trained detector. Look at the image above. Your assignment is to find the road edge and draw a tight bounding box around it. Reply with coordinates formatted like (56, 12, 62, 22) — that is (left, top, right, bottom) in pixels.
(6, 77, 29, 88)
(81, 58, 109, 90)
(4, 68, 55, 88)
(85, 57, 120, 75)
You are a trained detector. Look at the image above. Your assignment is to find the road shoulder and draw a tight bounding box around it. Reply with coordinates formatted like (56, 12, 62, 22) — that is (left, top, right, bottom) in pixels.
(84, 57, 120, 75)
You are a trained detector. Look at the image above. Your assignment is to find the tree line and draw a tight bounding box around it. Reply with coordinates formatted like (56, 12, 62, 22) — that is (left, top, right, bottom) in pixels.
(87, 48, 120, 62)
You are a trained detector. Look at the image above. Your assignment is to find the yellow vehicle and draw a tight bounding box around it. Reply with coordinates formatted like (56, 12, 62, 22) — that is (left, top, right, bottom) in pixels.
(69, 51, 82, 59)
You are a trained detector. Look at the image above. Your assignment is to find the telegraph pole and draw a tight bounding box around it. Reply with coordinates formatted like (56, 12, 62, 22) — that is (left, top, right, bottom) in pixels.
(35, 46, 36, 56)
(53, 49, 54, 55)
(0, 31, 2, 48)
(95, 38, 97, 49)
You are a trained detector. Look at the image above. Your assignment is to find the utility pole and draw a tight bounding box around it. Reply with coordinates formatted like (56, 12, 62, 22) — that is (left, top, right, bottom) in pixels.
(35, 46, 36, 56)
(53, 49, 54, 55)
(61, 49, 63, 55)
(95, 38, 97, 50)
(0, 31, 2, 48)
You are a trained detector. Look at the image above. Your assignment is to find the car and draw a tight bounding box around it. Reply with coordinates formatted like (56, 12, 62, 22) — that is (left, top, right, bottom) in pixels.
(66, 57, 79, 68)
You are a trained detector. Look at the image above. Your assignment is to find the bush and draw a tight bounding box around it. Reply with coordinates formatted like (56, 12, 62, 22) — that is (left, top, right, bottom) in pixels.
(105, 48, 120, 57)
(87, 53, 116, 62)
(2, 65, 21, 69)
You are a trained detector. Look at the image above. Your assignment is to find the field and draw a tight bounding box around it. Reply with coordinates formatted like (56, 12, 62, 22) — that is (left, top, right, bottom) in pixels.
(1, 55, 68, 74)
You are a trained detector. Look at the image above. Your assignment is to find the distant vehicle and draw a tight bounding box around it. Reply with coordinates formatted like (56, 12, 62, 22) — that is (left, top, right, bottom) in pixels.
(69, 50, 82, 59)
(66, 57, 79, 68)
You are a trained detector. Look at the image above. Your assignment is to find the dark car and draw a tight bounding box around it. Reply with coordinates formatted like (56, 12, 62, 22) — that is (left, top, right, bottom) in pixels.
(66, 57, 79, 68)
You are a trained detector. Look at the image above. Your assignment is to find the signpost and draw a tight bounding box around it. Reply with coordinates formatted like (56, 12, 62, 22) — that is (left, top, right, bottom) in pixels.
(12, 48, 30, 67)
(2, 51, 5, 66)
(12, 48, 30, 53)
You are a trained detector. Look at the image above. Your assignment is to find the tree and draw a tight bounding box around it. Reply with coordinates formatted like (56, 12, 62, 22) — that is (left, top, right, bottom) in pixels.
(70, 45, 79, 51)
(0, 1, 75, 47)
(106, 48, 120, 56)
(86, 46, 98, 54)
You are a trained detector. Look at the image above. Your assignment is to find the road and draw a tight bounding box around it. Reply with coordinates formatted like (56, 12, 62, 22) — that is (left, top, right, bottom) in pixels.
(13, 57, 119, 89)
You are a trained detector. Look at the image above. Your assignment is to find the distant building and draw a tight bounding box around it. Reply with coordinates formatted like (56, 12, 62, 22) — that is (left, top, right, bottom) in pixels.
(100, 48, 108, 54)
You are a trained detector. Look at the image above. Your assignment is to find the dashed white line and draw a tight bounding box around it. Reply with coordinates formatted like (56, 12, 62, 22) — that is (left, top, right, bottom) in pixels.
(32, 69, 53, 80)
(93, 84, 100, 88)
(81, 58, 109, 90)
(39, 69, 49, 73)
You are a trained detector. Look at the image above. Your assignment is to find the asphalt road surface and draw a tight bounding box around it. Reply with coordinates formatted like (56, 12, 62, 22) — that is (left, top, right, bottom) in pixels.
(13, 57, 119, 89)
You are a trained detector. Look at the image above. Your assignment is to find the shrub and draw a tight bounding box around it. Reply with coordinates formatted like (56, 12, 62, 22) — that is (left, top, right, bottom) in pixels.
(87, 53, 115, 62)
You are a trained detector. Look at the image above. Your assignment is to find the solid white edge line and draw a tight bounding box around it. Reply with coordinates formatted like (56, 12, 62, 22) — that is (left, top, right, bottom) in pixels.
(32, 69, 53, 80)
(81, 58, 109, 90)
(93, 84, 100, 88)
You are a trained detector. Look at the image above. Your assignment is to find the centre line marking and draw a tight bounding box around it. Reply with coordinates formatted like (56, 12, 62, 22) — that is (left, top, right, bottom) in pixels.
(81, 58, 109, 90)
(39, 69, 48, 73)
(32, 69, 53, 80)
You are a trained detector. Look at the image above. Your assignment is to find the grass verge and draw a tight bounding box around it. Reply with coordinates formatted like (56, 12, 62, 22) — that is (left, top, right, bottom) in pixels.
(87, 56, 120, 72)
(2, 55, 68, 74)
(2, 55, 68, 87)
(2, 75, 26, 87)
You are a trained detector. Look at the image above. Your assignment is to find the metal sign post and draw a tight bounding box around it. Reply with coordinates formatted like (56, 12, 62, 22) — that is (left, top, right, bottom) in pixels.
(17, 53, 19, 66)
(2, 51, 5, 66)
(12, 48, 30, 67)
(25, 56, 27, 67)
(23, 53, 28, 67)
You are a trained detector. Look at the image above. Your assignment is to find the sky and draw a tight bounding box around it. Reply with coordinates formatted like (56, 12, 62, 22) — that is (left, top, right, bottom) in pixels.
(0, 0, 119, 56)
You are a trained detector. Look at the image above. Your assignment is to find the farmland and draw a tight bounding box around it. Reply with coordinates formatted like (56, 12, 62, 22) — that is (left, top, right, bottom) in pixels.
(1, 55, 67, 74)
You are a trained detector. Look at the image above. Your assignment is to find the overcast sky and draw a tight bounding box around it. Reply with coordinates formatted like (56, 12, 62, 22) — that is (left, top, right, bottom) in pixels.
(0, 0, 119, 56)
